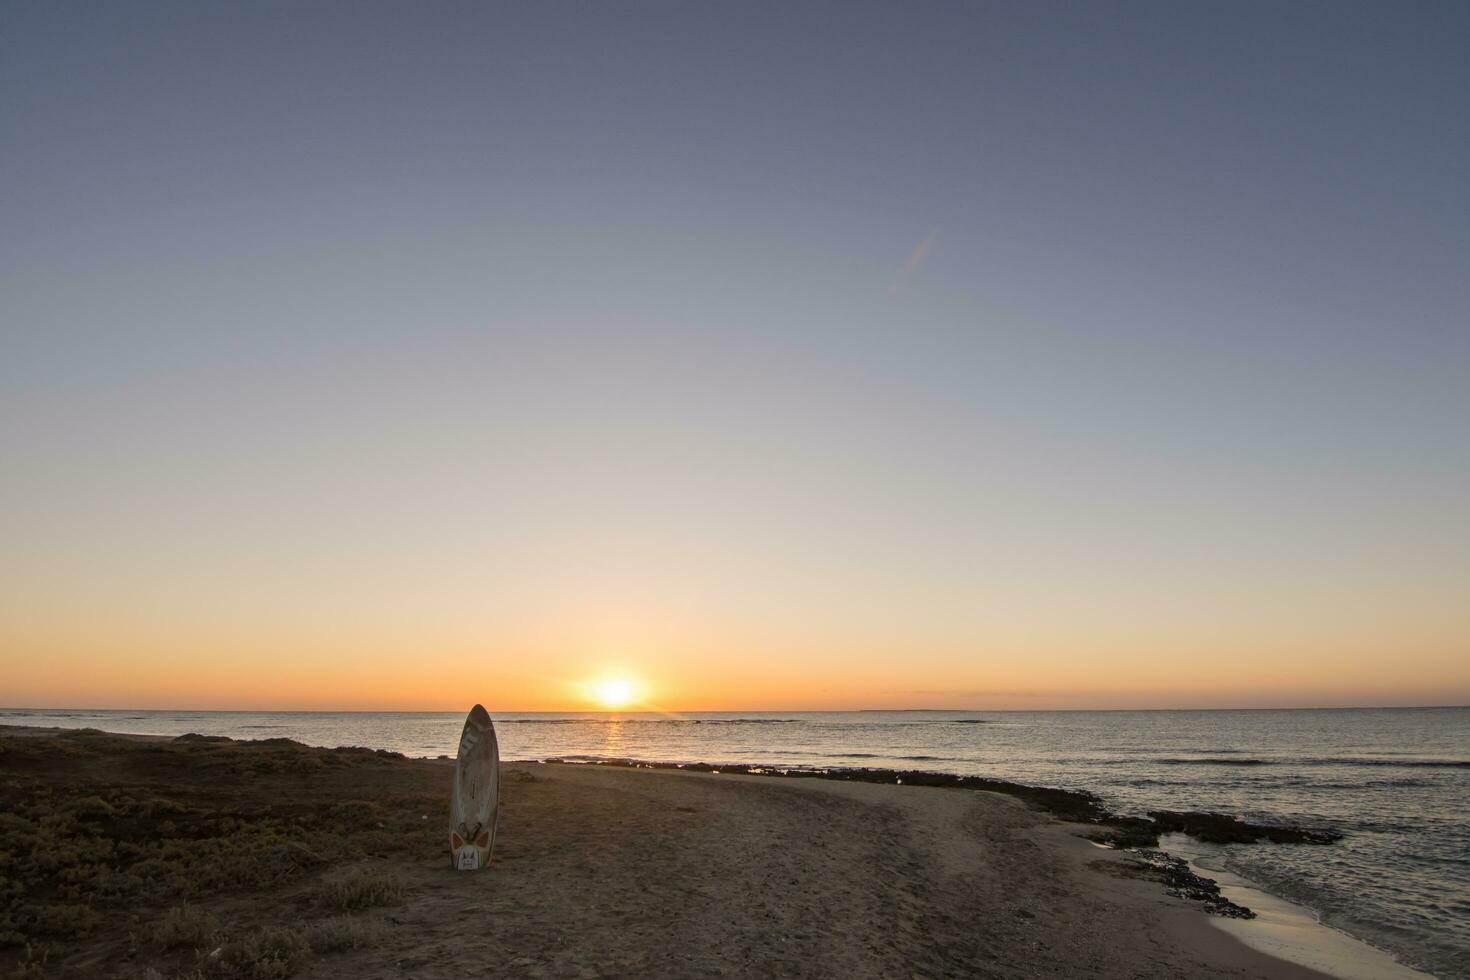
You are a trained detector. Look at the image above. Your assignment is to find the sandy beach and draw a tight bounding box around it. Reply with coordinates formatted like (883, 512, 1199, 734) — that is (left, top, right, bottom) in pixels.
(0, 726, 1383, 979)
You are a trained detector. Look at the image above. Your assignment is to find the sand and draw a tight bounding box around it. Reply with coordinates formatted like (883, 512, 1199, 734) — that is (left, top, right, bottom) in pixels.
(0, 726, 1400, 979)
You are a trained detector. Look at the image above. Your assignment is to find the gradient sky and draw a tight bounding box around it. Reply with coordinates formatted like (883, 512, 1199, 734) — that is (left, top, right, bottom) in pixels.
(2, 1, 1467, 711)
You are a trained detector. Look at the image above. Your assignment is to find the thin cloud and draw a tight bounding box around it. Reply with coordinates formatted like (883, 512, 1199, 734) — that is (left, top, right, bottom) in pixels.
(905, 689, 1047, 699)
(889, 229, 937, 294)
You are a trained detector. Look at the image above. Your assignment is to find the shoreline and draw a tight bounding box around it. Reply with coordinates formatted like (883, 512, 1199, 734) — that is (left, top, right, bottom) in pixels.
(0, 725, 1437, 980)
(1162, 836, 1433, 980)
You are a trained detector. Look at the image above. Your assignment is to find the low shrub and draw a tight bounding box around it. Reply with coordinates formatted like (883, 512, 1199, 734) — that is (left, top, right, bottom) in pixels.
(315, 869, 403, 911)
(202, 926, 305, 980)
(154, 905, 219, 949)
(303, 915, 380, 954)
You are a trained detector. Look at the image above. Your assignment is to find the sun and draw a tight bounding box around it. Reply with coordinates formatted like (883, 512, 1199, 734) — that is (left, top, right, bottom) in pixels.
(589, 676, 640, 709)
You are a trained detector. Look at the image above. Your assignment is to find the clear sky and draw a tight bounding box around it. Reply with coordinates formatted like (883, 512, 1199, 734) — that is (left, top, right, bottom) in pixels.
(2, 1, 1467, 711)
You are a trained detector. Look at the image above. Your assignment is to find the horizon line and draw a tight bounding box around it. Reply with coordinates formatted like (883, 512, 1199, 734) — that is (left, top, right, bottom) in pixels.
(5, 703, 1468, 714)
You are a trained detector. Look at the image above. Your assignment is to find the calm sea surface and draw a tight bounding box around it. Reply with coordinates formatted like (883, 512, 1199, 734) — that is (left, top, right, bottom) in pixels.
(4, 706, 1466, 978)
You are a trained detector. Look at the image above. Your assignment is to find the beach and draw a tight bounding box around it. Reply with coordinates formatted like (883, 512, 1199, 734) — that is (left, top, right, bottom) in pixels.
(0, 726, 1395, 980)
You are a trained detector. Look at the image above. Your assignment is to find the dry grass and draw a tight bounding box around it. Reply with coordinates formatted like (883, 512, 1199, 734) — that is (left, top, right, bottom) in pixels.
(315, 869, 404, 911)
(7, 943, 48, 979)
(303, 915, 383, 954)
(201, 926, 307, 980)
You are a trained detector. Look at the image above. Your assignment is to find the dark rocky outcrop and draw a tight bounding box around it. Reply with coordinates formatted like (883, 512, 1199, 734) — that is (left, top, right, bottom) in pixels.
(1094, 850, 1256, 918)
(1087, 816, 1162, 849)
(1147, 810, 1343, 844)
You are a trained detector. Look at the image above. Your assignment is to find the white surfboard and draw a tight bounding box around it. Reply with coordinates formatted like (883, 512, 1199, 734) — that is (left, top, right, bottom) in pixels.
(450, 703, 500, 870)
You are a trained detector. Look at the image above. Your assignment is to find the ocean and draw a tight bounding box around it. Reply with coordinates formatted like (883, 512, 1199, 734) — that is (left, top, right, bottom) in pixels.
(4, 706, 1466, 978)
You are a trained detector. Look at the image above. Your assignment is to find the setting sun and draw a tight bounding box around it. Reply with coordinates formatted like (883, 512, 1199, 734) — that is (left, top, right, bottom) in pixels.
(589, 676, 640, 709)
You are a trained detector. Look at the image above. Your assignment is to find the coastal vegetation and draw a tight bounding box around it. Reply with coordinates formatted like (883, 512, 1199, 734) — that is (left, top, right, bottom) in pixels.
(0, 729, 433, 978)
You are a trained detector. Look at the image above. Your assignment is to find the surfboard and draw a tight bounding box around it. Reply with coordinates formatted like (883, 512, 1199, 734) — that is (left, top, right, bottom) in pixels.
(449, 703, 500, 870)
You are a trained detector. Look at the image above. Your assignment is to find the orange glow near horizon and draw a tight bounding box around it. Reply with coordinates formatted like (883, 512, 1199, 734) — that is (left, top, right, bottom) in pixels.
(3, 610, 1468, 712)
(4, 535, 1468, 712)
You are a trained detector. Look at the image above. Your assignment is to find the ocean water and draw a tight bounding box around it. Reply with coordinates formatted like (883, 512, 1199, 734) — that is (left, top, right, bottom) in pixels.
(3, 706, 1466, 978)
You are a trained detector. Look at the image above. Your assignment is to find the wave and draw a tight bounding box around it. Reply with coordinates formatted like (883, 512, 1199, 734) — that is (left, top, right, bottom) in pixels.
(499, 719, 597, 725)
(1337, 759, 1470, 768)
(817, 752, 971, 763)
(1152, 757, 1470, 768)
(497, 717, 799, 725)
(1312, 779, 1437, 789)
(689, 719, 799, 725)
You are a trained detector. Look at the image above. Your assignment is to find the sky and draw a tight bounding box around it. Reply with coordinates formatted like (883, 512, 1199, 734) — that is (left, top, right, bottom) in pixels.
(2, 1, 1467, 711)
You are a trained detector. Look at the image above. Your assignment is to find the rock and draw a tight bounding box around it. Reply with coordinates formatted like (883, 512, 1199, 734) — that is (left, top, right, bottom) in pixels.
(1087, 816, 1160, 849)
(1122, 849, 1256, 918)
(1147, 810, 1343, 844)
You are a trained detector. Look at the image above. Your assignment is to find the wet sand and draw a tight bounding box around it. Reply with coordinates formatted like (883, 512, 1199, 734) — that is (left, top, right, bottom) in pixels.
(0, 726, 1393, 979)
